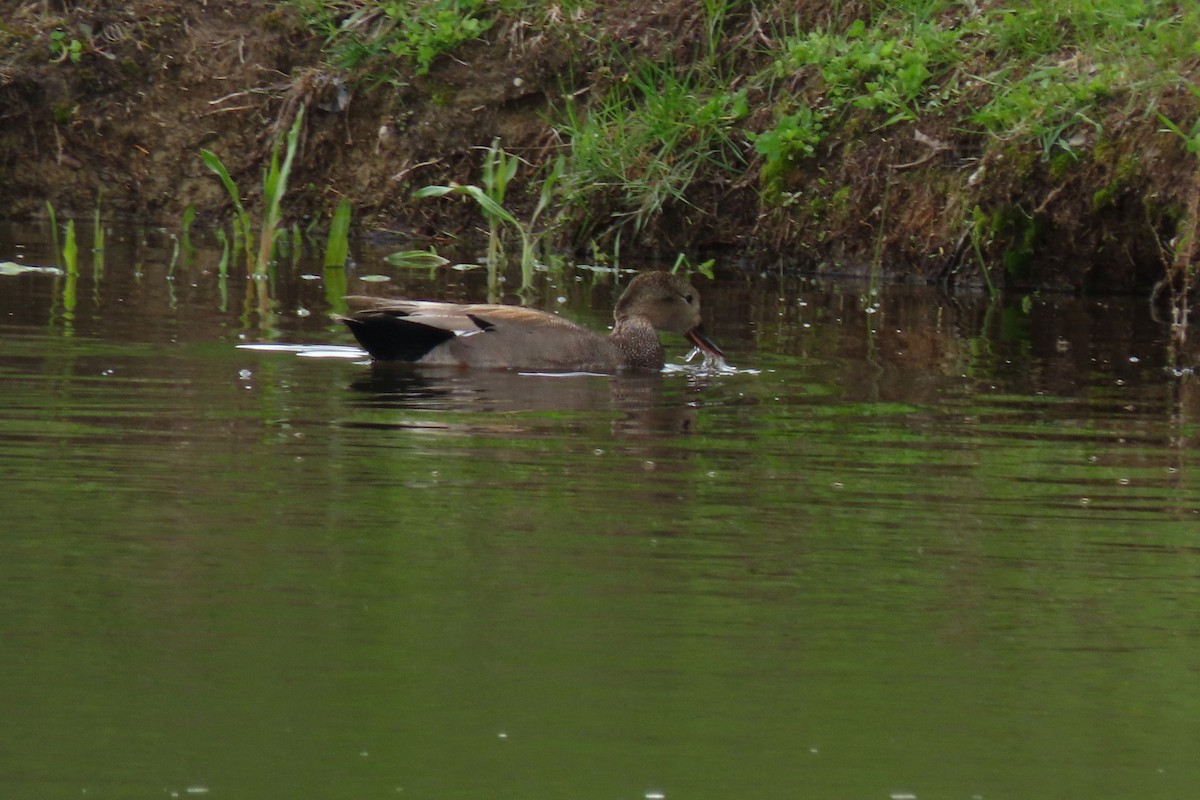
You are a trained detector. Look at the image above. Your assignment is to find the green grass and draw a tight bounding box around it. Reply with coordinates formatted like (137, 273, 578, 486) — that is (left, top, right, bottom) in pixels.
(776, 18, 962, 126)
(288, 0, 507, 78)
(964, 1, 1199, 157)
(555, 59, 749, 241)
(756, 0, 1199, 164)
(282, 0, 1200, 287)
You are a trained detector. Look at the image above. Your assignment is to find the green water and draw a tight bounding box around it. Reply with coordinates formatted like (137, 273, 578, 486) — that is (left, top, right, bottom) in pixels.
(2, 222, 1199, 798)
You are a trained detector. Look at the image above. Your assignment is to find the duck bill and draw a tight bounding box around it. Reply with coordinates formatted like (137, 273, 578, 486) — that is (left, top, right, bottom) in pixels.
(685, 325, 723, 358)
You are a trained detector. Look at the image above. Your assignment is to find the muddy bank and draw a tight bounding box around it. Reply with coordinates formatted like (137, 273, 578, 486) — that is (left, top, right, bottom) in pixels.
(2, 0, 1198, 293)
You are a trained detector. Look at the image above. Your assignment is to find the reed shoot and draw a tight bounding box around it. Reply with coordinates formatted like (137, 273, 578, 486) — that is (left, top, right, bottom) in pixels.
(324, 197, 352, 268)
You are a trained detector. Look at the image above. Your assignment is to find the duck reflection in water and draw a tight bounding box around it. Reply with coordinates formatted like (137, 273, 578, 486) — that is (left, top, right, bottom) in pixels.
(346, 367, 699, 437)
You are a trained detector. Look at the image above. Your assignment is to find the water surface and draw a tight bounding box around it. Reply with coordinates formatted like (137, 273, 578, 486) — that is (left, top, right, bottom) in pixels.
(2, 220, 1199, 799)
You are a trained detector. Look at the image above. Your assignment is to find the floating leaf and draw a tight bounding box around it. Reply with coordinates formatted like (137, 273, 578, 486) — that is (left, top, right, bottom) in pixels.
(385, 249, 450, 269)
(324, 198, 352, 268)
(0, 261, 64, 276)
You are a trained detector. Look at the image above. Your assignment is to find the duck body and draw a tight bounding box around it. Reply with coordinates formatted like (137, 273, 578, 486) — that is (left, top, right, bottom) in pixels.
(341, 271, 721, 372)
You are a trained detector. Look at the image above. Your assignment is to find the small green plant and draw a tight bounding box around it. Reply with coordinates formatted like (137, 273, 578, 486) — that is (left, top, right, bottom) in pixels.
(384, 249, 450, 270)
(413, 139, 561, 287)
(324, 197, 352, 268)
(92, 201, 104, 256)
(91, 194, 105, 283)
(749, 106, 825, 195)
(292, 0, 496, 77)
(752, 107, 824, 163)
(1157, 82, 1200, 155)
(180, 204, 197, 259)
(778, 19, 961, 125)
(969, 205, 998, 297)
(61, 220, 78, 276)
(257, 105, 305, 273)
(479, 137, 520, 267)
(322, 198, 352, 312)
(200, 150, 254, 264)
(670, 252, 716, 281)
(215, 228, 231, 280)
(49, 30, 82, 64)
(414, 177, 531, 276)
(43, 200, 79, 275)
(201, 104, 305, 275)
(45, 201, 61, 264)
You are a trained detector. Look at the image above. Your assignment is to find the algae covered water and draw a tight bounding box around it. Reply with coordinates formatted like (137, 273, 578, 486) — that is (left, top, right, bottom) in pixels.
(2, 221, 1199, 799)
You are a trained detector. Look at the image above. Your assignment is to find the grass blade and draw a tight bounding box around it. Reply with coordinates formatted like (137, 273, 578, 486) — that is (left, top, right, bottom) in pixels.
(324, 197, 352, 268)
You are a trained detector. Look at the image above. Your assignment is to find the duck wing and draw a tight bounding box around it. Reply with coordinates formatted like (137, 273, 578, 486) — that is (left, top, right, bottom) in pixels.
(342, 299, 622, 369)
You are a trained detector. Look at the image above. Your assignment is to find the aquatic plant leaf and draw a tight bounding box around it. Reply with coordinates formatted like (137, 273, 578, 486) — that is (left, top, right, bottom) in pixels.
(45, 201, 60, 263)
(257, 104, 305, 274)
(62, 220, 78, 276)
(324, 197, 352, 268)
(384, 249, 450, 269)
(200, 150, 246, 214)
(459, 185, 520, 226)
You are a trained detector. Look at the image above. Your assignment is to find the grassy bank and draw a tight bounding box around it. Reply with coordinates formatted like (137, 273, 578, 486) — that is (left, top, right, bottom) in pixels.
(2, 0, 1198, 294)
(283, 0, 1200, 289)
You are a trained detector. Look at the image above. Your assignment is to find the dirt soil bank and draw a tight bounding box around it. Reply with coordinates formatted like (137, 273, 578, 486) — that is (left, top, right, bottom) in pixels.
(2, 0, 1198, 293)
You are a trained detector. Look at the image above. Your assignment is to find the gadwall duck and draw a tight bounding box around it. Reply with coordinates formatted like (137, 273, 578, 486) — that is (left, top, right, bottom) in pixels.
(341, 271, 723, 371)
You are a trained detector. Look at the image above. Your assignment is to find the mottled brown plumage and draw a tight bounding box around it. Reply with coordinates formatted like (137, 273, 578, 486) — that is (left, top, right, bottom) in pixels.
(341, 271, 722, 371)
